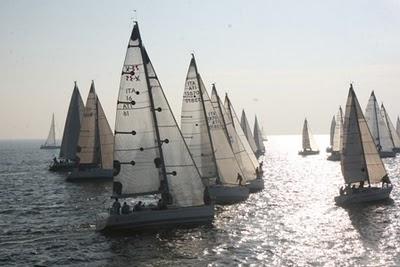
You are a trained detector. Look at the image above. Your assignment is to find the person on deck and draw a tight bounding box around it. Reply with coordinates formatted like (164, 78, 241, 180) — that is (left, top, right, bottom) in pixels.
(236, 173, 243, 186)
(381, 175, 391, 187)
(53, 157, 58, 164)
(134, 201, 144, 211)
(121, 202, 130, 214)
(111, 198, 121, 215)
(255, 167, 261, 179)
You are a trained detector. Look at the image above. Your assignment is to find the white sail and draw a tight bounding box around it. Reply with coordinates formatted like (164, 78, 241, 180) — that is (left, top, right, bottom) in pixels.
(181, 57, 218, 181)
(44, 114, 57, 146)
(332, 107, 343, 152)
(302, 119, 318, 151)
(60, 82, 85, 160)
(113, 23, 204, 207)
(97, 99, 114, 169)
(240, 110, 258, 154)
(253, 116, 265, 152)
(76, 82, 99, 165)
(224, 95, 258, 176)
(397, 116, 400, 137)
(211, 88, 255, 182)
(381, 104, 400, 149)
(365, 92, 394, 152)
(341, 85, 387, 184)
(329, 115, 336, 147)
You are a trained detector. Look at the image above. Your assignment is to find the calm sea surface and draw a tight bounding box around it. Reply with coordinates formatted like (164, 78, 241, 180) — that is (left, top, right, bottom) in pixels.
(1, 136, 400, 266)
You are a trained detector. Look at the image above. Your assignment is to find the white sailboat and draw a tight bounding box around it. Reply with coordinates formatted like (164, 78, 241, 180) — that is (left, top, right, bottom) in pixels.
(326, 115, 335, 153)
(180, 56, 249, 205)
(381, 104, 400, 153)
(365, 91, 395, 158)
(40, 113, 61, 149)
(240, 110, 258, 155)
(335, 85, 392, 206)
(96, 22, 213, 232)
(224, 94, 264, 192)
(67, 81, 114, 181)
(396, 116, 400, 138)
(261, 126, 268, 141)
(299, 118, 319, 155)
(327, 107, 343, 161)
(50, 82, 85, 171)
(253, 115, 266, 157)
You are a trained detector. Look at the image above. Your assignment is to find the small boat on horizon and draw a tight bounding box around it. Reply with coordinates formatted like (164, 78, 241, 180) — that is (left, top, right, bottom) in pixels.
(253, 115, 266, 158)
(334, 84, 392, 206)
(40, 113, 61, 150)
(240, 110, 258, 156)
(326, 115, 335, 153)
(298, 118, 319, 156)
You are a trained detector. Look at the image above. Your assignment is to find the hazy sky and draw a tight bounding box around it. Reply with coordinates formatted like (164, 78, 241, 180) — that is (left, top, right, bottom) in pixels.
(1, 0, 400, 139)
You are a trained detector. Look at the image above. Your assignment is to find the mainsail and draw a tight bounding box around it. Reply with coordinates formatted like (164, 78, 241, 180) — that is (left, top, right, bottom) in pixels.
(43, 114, 57, 147)
(60, 82, 85, 160)
(76, 81, 113, 169)
(381, 104, 400, 149)
(302, 119, 318, 151)
(253, 116, 265, 153)
(341, 85, 387, 184)
(364, 91, 394, 152)
(240, 110, 257, 154)
(113, 23, 204, 207)
(329, 115, 336, 148)
(332, 107, 343, 152)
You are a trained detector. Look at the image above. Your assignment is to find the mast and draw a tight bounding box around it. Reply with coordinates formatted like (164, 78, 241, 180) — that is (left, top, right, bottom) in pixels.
(192, 54, 220, 183)
(137, 22, 170, 199)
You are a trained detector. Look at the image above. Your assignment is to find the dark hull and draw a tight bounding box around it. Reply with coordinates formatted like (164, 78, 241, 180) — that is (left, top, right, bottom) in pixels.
(334, 186, 392, 206)
(40, 145, 61, 150)
(66, 168, 113, 182)
(379, 151, 396, 158)
(298, 150, 319, 156)
(327, 152, 341, 161)
(49, 161, 76, 172)
(208, 184, 249, 205)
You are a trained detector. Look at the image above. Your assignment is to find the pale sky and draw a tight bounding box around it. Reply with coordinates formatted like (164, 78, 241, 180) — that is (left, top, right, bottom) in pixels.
(1, 0, 400, 139)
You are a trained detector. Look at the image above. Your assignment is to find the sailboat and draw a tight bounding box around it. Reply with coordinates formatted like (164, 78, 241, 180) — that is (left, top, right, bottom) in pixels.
(224, 94, 264, 192)
(327, 107, 343, 161)
(67, 81, 114, 181)
(298, 118, 319, 155)
(365, 91, 396, 158)
(334, 85, 392, 206)
(326, 115, 335, 153)
(49, 82, 85, 172)
(180, 56, 249, 205)
(96, 22, 213, 232)
(240, 110, 258, 155)
(381, 104, 400, 153)
(40, 114, 61, 149)
(396, 116, 400, 138)
(253, 115, 266, 158)
(261, 126, 268, 141)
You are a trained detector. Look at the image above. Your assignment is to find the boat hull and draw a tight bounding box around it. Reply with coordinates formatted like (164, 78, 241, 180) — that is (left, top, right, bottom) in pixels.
(49, 161, 76, 172)
(40, 145, 61, 150)
(255, 149, 265, 158)
(66, 168, 113, 182)
(96, 205, 215, 233)
(326, 147, 332, 153)
(379, 151, 396, 158)
(208, 184, 249, 205)
(327, 151, 341, 161)
(334, 186, 392, 206)
(393, 147, 400, 153)
(246, 178, 264, 193)
(298, 150, 319, 156)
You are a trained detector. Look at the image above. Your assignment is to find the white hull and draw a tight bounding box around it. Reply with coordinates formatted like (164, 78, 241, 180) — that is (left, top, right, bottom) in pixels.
(246, 178, 264, 193)
(96, 205, 214, 233)
(208, 184, 249, 205)
(67, 168, 113, 182)
(334, 186, 392, 206)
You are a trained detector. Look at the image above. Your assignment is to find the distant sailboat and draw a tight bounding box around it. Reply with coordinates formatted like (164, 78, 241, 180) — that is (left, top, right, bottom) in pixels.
(396, 116, 400, 137)
(224, 94, 264, 192)
(49, 81, 85, 171)
(253, 115, 266, 158)
(381, 104, 400, 153)
(298, 118, 319, 155)
(326, 115, 335, 153)
(261, 126, 268, 141)
(40, 113, 61, 149)
(365, 91, 395, 158)
(327, 107, 343, 161)
(96, 22, 213, 232)
(180, 56, 249, 205)
(334, 85, 392, 206)
(67, 81, 114, 181)
(240, 110, 257, 155)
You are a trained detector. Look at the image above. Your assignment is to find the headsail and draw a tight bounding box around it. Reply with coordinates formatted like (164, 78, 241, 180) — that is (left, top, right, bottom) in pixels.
(341, 85, 387, 184)
(240, 110, 257, 154)
(302, 119, 318, 151)
(97, 99, 114, 169)
(381, 104, 400, 149)
(253, 116, 265, 153)
(365, 91, 394, 152)
(44, 114, 57, 147)
(113, 23, 204, 207)
(60, 82, 85, 160)
(329, 115, 336, 147)
(332, 107, 343, 152)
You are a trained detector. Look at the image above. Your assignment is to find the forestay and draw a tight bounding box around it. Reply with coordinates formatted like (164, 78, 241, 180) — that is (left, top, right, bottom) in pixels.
(60, 82, 85, 160)
(381, 104, 400, 149)
(332, 107, 343, 152)
(302, 119, 318, 151)
(253, 116, 265, 152)
(341, 85, 387, 184)
(365, 92, 394, 152)
(240, 110, 257, 154)
(44, 114, 57, 146)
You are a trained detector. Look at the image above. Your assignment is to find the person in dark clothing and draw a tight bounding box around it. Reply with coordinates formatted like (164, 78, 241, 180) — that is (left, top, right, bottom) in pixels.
(236, 173, 243, 186)
(112, 198, 121, 215)
(121, 202, 130, 214)
(134, 201, 144, 211)
(53, 157, 58, 164)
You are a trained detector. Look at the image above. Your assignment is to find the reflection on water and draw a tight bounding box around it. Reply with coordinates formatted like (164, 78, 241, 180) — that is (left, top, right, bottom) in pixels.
(0, 136, 399, 266)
